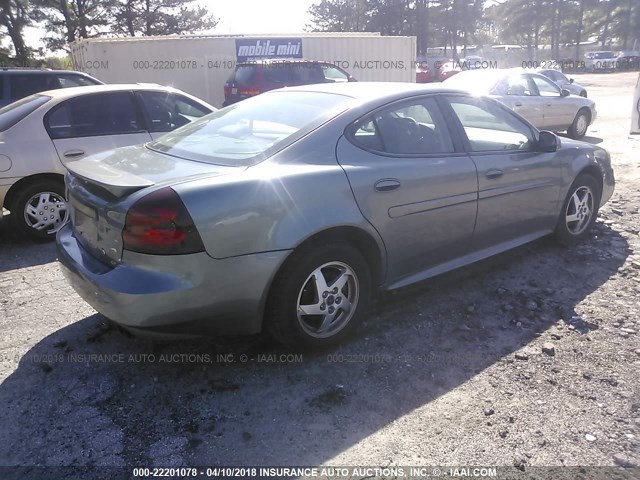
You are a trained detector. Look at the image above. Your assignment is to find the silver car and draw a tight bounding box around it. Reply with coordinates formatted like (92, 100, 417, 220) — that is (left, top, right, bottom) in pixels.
(537, 69, 587, 97)
(444, 69, 597, 139)
(56, 83, 615, 348)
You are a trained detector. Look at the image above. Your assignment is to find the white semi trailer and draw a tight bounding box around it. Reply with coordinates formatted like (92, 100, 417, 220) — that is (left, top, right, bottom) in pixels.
(70, 33, 417, 108)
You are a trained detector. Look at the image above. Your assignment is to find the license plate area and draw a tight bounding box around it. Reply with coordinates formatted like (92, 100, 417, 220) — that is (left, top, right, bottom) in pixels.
(69, 195, 99, 248)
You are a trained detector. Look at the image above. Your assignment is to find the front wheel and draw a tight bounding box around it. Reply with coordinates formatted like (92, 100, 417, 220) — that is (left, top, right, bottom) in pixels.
(12, 181, 69, 240)
(554, 173, 601, 246)
(567, 109, 590, 139)
(266, 243, 371, 349)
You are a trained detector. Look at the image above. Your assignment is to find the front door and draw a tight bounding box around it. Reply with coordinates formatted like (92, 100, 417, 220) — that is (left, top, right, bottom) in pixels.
(443, 95, 562, 252)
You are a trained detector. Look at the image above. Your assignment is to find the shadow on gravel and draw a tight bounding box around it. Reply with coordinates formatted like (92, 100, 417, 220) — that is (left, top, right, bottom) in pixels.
(0, 214, 58, 273)
(0, 223, 630, 468)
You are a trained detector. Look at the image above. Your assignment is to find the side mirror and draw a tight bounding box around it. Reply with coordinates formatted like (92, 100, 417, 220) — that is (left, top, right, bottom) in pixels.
(561, 88, 571, 97)
(348, 76, 357, 82)
(538, 130, 560, 152)
(569, 78, 574, 84)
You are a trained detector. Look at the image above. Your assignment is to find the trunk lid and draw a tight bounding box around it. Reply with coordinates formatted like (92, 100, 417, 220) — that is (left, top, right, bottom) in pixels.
(65, 144, 241, 265)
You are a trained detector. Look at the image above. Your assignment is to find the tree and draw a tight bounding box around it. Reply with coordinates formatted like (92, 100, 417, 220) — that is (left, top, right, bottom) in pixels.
(30, 0, 117, 51)
(0, 0, 30, 65)
(113, 0, 217, 37)
(307, 0, 372, 32)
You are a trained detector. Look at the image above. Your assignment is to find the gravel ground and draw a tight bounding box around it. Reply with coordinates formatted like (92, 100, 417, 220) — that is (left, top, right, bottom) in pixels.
(0, 72, 639, 475)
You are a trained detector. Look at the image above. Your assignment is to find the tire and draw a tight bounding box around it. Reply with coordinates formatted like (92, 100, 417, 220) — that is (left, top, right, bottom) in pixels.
(567, 109, 590, 139)
(11, 180, 69, 240)
(554, 173, 601, 246)
(266, 243, 372, 349)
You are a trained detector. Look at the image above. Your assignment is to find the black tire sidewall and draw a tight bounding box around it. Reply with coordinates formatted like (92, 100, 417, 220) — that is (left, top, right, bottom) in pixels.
(568, 110, 589, 139)
(12, 181, 66, 240)
(267, 243, 371, 349)
(555, 174, 601, 246)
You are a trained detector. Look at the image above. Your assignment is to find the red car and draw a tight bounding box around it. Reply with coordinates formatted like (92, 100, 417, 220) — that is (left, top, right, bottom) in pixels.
(436, 60, 462, 81)
(415, 62, 434, 83)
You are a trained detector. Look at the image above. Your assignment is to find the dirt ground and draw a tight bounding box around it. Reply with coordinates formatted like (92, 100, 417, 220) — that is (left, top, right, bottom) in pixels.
(0, 72, 639, 475)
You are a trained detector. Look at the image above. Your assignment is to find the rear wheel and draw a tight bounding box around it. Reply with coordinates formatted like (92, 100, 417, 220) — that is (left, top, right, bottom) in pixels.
(567, 109, 590, 139)
(12, 181, 69, 240)
(554, 173, 601, 246)
(266, 243, 371, 349)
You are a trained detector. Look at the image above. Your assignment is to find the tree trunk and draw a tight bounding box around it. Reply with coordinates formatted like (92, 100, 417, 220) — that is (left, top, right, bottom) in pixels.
(601, 0, 613, 48)
(0, 2, 28, 65)
(59, 0, 76, 44)
(575, 0, 584, 61)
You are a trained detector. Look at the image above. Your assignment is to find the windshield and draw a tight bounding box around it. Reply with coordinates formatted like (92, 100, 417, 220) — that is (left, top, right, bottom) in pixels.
(444, 70, 501, 94)
(0, 94, 50, 132)
(148, 91, 354, 166)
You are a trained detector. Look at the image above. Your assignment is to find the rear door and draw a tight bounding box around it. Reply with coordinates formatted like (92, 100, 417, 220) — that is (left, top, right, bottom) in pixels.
(492, 73, 544, 128)
(443, 95, 561, 252)
(45, 91, 151, 164)
(336, 95, 478, 283)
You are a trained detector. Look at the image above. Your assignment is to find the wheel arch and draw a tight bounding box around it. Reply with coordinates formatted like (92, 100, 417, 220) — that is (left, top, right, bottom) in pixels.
(3, 173, 65, 211)
(259, 225, 387, 330)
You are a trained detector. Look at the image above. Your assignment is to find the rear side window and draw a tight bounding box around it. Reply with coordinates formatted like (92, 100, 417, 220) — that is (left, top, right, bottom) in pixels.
(9, 74, 61, 101)
(349, 97, 454, 155)
(0, 94, 50, 132)
(138, 91, 212, 132)
(45, 92, 144, 139)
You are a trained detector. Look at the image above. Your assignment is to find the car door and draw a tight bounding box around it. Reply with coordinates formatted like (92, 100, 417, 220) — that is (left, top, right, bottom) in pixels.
(136, 91, 213, 140)
(335, 95, 478, 283)
(443, 95, 562, 252)
(491, 73, 544, 128)
(528, 73, 574, 130)
(44, 91, 151, 164)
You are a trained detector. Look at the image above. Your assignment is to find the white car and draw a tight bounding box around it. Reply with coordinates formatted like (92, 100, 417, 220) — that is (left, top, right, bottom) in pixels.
(584, 51, 617, 71)
(0, 84, 215, 239)
(444, 69, 597, 139)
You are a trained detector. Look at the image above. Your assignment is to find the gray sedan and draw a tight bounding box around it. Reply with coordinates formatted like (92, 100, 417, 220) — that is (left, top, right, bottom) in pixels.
(57, 83, 615, 348)
(537, 69, 588, 97)
(445, 69, 596, 139)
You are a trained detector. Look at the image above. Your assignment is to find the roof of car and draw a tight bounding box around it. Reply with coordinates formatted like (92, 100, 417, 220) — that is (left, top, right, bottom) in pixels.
(0, 68, 94, 75)
(37, 83, 184, 99)
(274, 82, 468, 101)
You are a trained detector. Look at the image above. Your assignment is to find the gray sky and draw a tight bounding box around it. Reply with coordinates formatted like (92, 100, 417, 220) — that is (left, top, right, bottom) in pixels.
(18, 0, 316, 55)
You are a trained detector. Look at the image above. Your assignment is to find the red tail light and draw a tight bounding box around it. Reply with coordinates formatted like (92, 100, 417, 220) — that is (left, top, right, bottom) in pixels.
(123, 187, 205, 255)
(238, 88, 261, 96)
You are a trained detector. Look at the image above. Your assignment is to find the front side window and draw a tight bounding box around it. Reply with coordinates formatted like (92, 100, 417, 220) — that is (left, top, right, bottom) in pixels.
(58, 74, 101, 88)
(349, 97, 454, 155)
(505, 74, 533, 96)
(46, 92, 143, 139)
(138, 91, 211, 132)
(447, 96, 534, 152)
(323, 65, 349, 82)
(530, 75, 561, 97)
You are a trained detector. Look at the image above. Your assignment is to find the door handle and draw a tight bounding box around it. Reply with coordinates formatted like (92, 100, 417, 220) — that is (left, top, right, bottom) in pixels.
(514, 102, 523, 107)
(485, 169, 504, 180)
(374, 179, 401, 192)
(63, 150, 85, 158)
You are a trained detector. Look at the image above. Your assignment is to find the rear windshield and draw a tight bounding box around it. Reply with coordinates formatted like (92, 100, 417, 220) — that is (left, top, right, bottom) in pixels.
(230, 66, 257, 86)
(0, 94, 50, 132)
(148, 91, 354, 166)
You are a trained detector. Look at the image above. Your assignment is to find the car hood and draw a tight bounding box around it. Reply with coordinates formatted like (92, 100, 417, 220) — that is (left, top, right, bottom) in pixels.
(66, 144, 242, 198)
